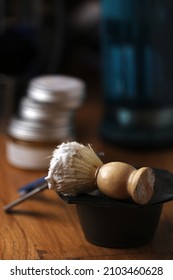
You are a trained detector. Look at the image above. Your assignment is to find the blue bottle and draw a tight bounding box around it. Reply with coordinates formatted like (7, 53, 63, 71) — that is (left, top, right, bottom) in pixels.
(100, 0, 173, 148)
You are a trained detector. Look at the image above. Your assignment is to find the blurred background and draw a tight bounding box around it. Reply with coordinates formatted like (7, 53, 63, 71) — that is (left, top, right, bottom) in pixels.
(1, 0, 173, 148)
(0, 0, 100, 107)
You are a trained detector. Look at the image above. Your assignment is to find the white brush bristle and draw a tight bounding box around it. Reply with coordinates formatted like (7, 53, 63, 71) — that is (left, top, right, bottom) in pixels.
(45, 141, 103, 195)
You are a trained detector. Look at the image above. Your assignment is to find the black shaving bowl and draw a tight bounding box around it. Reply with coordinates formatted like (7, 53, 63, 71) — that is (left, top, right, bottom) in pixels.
(59, 169, 173, 248)
(75, 197, 162, 248)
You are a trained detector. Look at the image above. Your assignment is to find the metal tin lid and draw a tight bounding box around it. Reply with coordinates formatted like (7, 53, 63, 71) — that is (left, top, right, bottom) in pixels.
(19, 96, 74, 124)
(7, 117, 74, 142)
(27, 75, 85, 108)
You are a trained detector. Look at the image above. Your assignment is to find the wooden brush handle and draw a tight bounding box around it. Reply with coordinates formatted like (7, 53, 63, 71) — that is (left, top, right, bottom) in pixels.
(127, 167, 155, 204)
(96, 162, 155, 204)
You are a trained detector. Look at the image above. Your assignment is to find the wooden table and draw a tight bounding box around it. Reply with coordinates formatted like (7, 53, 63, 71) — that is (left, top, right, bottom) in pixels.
(1, 89, 173, 260)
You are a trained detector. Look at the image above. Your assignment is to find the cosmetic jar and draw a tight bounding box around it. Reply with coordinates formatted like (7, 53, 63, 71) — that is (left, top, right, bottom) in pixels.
(27, 75, 85, 108)
(6, 75, 85, 170)
(19, 96, 74, 125)
(6, 117, 74, 170)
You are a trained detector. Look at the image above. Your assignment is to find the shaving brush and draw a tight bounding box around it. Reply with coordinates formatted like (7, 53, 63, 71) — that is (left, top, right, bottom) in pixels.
(45, 142, 103, 195)
(45, 142, 155, 204)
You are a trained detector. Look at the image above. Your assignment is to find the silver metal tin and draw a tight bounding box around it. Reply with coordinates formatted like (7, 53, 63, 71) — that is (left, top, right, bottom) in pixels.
(7, 117, 74, 142)
(19, 96, 74, 125)
(27, 75, 85, 108)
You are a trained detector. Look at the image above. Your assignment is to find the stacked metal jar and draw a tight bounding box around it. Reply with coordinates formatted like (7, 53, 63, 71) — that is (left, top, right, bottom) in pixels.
(6, 75, 85, 170)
